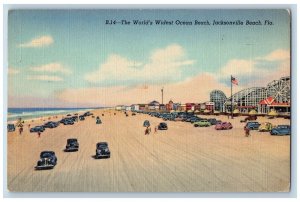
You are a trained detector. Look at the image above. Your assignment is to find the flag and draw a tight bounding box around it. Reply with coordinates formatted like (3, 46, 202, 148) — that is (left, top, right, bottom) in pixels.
(231, 76, 238, 85)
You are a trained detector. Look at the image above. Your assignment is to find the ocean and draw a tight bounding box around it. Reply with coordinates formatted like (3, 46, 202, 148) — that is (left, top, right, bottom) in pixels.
(7, 108, 98, 122)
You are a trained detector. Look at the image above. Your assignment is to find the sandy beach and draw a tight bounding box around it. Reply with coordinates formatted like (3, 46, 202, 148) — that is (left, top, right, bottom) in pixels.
(7, 109, 290, 192)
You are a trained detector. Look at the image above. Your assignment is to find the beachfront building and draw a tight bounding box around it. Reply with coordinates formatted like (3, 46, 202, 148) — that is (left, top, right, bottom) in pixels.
(115, 105, 123, 111)
(223, 76, 290, 114)
(159, 104, 166, 111)
(166, 100, 174, 111)
(186, 103, 195, 111)
(148, 100, 160, 111)
(210, 90, 227, 111)
(205, 102, 215, 112)
(131, 104, 139, 111)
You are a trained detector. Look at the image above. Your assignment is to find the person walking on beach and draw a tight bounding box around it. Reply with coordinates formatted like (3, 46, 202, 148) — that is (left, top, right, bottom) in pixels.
(245, 127, 250, 137)
(37, 131, 41, 138)
(154, 126, 157, 133)
(19, 127, 23, 135)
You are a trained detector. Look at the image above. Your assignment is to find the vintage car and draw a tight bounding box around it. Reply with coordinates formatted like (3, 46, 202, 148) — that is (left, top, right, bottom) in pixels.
(194, 120, 211, 127)
(63, 119, 74, 125)
(158, 122, 168, 130)
(35, 151, 57, 170)
(95, 142, 111, 159)
(7, 124, 15, 132)
(79, 115, 85, 121)
(43, 121, 59, 128)
(270, 125, 291, 136)
(65, 138, 79, 152)
(207, 118, 218, 125)
(215, 122, 233, 130)
(258, 122, 273, 132)
(143, 120, 150, 127)
(96, 117, 102, 124)
(244, 122, 261, 130)
(30, 126, 45, 133)
(240, 116, 257, 123)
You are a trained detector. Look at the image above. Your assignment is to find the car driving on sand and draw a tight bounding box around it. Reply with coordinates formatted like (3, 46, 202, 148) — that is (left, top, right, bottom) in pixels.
(65, 139, 79, 152)
(95, 142, 111, 159)
(35, 151, 57, 170)
(158, 122, 168, 130)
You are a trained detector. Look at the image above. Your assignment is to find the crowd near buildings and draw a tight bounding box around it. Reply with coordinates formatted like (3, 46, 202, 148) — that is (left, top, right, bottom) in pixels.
(115, 76, 290, 115)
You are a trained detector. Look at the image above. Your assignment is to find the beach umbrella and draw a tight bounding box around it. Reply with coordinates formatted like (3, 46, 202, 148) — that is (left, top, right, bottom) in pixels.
(249, 109, 257, 115)
(268, 109, 278, 116)
(233, 109, 240, 114)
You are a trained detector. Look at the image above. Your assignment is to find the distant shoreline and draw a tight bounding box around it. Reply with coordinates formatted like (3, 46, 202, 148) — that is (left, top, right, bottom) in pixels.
(7, 107, 112, 123)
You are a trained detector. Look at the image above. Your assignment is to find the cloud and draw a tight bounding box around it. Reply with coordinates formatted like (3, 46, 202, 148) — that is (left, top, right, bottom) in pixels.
(57, 73, 244, 107)
(8, 68, 20, 75)
(257, 49, 290, 61)
(27, 75, 63, 82)
(30, 63, 72, 74)
(84, 44, 195, 84)
(218, 49, 290, 87)
(19, 35, 54, 48)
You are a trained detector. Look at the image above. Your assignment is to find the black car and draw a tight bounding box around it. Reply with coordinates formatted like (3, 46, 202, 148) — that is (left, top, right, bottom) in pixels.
(96, 117, 102, 124)
(43, 121, 58, 128)
(35, 151, 57, 170)
(65, 138, 79, 152)
(79, 115, 85, 121)
(143, 120, 150, 127)
(7, 124, 15, 132)
(30, 126, 45, 133)
(63, 119, 74, 125)
(95, 142, 110, 159)
(244, 122, 261, 130)
(158, 122, 168, 130)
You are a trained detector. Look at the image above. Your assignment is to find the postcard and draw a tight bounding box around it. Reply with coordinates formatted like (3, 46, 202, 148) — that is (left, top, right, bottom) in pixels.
(7, 9, 291, 192)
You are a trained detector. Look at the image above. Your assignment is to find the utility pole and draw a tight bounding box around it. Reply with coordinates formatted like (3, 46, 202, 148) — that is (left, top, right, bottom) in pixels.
(161, 87, 164, 104)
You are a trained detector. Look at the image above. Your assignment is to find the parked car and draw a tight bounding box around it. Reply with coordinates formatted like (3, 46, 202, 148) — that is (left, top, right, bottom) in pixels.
(35, 151, 57, 170)
(143, 120, 150, 127)
(43, 121, 58, 128)
(158, 122, 168, 130)
(244, 122, 260, 130)
(132, 113, 136, 116)
(65, 138, 79, 152)
(194, 120, 211, 127)
(240, 116, 257, 123)
(63, 119, 74, 125)
(7, 124, 15, 132)
(215, 122, 233, 130)
(95, 142, 110, 158)
(207, 118, 218, 125)
(258, 122, 273, 132)
(79, 115, 85, 121)
(30, 126, 45, 133)
(270, 125, 291, 136)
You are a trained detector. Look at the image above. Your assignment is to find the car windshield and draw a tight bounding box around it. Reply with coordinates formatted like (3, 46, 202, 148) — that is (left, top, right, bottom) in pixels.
(278, 125, 289, 128)
(68, 139, 77, 143)
(41, 152, 53, 158)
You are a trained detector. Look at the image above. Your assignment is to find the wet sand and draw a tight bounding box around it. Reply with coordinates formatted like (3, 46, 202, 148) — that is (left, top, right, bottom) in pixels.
(7, 109, 290, 192)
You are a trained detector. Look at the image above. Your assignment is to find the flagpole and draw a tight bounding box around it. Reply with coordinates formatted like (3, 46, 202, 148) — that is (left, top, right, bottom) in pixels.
(231, 75, 233, 119)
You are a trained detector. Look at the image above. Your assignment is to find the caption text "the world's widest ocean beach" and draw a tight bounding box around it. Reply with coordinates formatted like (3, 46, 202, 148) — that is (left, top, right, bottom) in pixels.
(105, 19, 274, 26)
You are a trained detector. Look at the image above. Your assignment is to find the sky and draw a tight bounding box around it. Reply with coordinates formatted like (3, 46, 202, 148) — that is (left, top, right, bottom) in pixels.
(7, 9, 290, 107)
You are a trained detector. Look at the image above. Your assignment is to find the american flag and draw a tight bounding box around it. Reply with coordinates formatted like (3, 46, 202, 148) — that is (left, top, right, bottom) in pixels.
(231, 76, 238, 85)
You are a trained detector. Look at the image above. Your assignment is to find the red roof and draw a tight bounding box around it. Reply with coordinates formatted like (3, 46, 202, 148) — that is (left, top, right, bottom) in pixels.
(259, 96, 290, 106)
